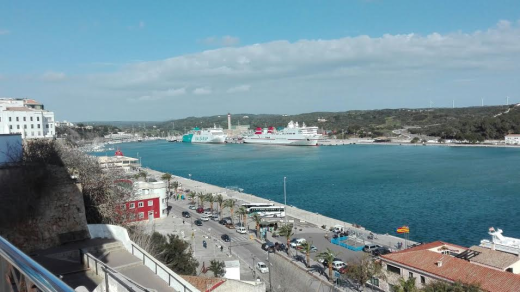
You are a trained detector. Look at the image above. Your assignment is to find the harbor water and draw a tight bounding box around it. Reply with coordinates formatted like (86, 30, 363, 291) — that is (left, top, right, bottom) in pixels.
(94, 141, 520, 247)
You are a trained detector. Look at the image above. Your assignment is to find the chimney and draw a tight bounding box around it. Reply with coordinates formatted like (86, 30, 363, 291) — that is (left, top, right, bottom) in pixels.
(227, 113, 231, 130)
(436, 260, 443, 267)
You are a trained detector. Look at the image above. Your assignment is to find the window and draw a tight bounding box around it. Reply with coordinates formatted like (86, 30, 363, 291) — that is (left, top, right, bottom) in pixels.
(16, 117, 19, 121)
(31, 124, 34, 129)
(17, 125, 20, 129)
(129, 203, 135, 209)
(369, 277, 379, 287)
(37, 124, 40, 128)
(386, 265, 401, 275)
(121, 204, 126, 210)
(138, 212, 144, 219)
(9, 125, 12, 129)
(23, 117, 26, 121)
(24, 125, 27, 129)
(37, 117, 40, 121)
(420, 276, 426, 284)
(46, 124, 49, 128)
(506, 268, 513, 273)
(9, 117, 12, 122)
(409, 272, 414, 279)
(138, 202, 144, 208)
(30, 117, 33, 121)
(148, 200, 153, 206)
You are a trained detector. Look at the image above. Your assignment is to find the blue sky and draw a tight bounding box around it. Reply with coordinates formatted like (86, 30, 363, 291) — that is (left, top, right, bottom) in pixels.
(1, 0, 520, 121)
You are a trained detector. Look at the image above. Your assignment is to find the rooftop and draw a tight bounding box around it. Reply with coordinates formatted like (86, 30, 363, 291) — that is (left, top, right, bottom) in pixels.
(469, 245, 520, 270)
(382, 241, 520, 292)
(181, 275, 225, 292)
(5, 107, 36, 112)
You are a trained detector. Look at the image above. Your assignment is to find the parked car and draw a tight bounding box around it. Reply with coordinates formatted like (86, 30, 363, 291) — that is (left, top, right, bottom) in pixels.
(262, 242, 276, 252)
(181, 211, 190, 218)
(196, 207, 204, 213)
(274, 242, 286, 252)
(363, 244, 382, 253)
(321, 257, 342, 267)
(236, 227, 247, 234)
(290, 238, 306, 248)
(371, 246, 392, 256)
(188, 205, 196, 210)
(221, 234, 231, 242)
(256, 262, 269, 274)
(204, 210, 212, 215)
(194, 219, 203, 226)
(332, 261, 347, 271)
(218, 219, 227, 225)
(211, 213, 219, 220)
(201, 214, 210, 221)
(297, 244, 317, 252)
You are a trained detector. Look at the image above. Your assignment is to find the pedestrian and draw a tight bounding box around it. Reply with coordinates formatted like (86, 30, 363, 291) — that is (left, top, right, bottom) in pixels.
(182, 220, 185, 224)
(220, 245, 223, 252)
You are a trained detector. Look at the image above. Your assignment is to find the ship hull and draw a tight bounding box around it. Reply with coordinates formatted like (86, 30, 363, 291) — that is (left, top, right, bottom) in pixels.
(243, 137, 318, 146)
(183, 133, 226, 144)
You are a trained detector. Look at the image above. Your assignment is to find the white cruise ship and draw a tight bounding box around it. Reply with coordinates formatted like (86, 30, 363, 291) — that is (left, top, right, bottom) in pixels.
(182, 126, 227, 144)
(480, 227, 520, 255)
(243, 121, 322, 146)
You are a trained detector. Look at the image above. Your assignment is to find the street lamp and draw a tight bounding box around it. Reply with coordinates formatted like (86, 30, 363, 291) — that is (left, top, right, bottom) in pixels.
(283, 177, 287, 225)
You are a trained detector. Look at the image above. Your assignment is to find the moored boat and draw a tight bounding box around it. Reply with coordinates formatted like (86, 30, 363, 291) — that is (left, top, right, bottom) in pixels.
(243, 121, 322, 146)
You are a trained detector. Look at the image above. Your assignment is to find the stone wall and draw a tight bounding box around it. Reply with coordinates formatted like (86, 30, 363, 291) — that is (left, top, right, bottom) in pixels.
(0, 165, 90, 253)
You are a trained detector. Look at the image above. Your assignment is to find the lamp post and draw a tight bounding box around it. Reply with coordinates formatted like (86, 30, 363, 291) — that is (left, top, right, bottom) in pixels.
(283, 177, 287, 225)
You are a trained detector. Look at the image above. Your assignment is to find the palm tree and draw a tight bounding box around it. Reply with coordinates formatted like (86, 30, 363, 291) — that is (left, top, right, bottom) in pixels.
(237, 206, 247, 228)
(300, 242, 313, 268)
(317, 248, 337, 282)
(251, 213, 262, 238)
(161, 173, 172, 192)
(278, 223, 295, 250)
(188, 192, 196, 204)
(224, 199, 236, 224)
(172, 181, 179, 194)
(206, 193, 215, 212)
(197, 192, 205, 207)
(215, 194, 224, 219)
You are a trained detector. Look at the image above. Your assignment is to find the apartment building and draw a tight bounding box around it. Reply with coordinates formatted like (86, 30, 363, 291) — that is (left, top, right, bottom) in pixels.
(0, 98, 55, 139)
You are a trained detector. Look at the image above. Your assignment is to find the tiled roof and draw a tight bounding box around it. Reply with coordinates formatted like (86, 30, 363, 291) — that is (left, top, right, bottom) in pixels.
(181, 275, 225, 292)
(382, 245, 520, 292)
(469, 246, 520, 270)
(392, 241, 467, 254)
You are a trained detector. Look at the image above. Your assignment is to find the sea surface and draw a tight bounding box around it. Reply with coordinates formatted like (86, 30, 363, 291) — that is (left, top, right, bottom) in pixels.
(94, 141, 520, 247)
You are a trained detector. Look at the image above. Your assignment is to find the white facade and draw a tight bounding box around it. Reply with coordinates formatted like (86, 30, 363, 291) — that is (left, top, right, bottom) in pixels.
(505, 134, 520, 145)
(0, 98, 55, 139)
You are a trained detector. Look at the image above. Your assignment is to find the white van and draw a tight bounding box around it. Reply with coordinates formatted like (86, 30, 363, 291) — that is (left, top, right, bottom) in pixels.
(290, 238, 307, 248)
(201, 214, 210, 221)
(236, 227, 247, 234)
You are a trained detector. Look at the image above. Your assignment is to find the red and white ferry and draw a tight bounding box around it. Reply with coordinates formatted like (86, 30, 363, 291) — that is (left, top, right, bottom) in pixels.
(243, 121, 322, 146)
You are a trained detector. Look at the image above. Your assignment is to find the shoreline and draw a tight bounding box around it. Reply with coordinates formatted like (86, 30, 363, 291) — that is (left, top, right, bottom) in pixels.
(320, 139, 520, 148)
(142, 167, 416, 248)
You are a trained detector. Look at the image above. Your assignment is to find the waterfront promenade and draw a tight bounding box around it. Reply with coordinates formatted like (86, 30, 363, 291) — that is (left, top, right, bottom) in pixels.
(143, 167, 415, 251)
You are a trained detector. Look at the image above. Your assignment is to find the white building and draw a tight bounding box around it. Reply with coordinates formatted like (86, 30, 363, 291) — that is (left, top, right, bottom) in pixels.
(55, 120, 74, 127)
(0, 98, 55, 139)
(505, 134, 520, 145)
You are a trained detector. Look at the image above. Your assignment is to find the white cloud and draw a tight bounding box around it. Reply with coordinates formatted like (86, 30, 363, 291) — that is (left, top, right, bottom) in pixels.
(227, 84, 251, 93)
(193, 87, 212, 95)
(12, 20, 520, 120)
(0, 29, 10, 35)
(41, 71, 66, 81)
(200, 35, 240, 47)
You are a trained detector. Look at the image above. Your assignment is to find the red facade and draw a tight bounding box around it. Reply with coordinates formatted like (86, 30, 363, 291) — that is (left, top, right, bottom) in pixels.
(119, 197, 161, 222)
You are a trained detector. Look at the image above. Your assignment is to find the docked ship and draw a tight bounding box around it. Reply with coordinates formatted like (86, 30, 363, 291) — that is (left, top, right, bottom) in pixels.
(480, 227, 520, 255)
(182, 126, 227, 144)
(243, 121, 322, 146)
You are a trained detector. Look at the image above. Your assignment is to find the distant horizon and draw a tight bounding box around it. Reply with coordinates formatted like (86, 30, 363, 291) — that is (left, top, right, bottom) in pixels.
(74, 103, 513, 124)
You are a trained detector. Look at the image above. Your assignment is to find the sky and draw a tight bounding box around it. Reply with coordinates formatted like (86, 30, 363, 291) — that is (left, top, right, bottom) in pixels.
(1, 1, 520, 122)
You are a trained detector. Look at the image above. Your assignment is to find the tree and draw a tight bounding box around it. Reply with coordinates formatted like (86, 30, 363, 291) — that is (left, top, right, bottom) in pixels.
(197, 192, 205, 207)
(161, 173, 172, 192)
(172, 181, 179, 194)
(278, 223, 295, 251)
(251, 213, 262, 238)
(208, 260, 226, 278)
(317, 248, 337, 282)
(151, 233, 199, 275)
(345, 254, 386, 291)
(188, 192, 196, 204)
(392, 277, 418, 292)
(206, 193, 215, 212)
(215, 194, 224, 219)
(410, 137, 420, 143)
(237, 206, 247, 227)
(300, 241, 313, 268)
(422, 280, 482, 292)
(224, 199, 237, 224)
(139, 170, 148, 181)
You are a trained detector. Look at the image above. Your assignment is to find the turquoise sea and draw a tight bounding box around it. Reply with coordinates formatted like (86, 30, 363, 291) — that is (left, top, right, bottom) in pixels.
(94, 141, 520, 247)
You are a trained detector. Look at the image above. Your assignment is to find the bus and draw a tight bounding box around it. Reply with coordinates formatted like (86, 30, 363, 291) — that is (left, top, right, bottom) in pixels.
(241, 203, 274, 209)
(247, 206, 285, 218)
